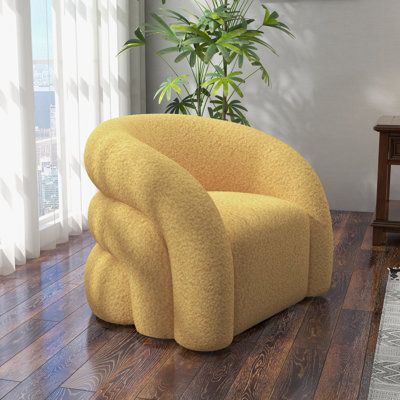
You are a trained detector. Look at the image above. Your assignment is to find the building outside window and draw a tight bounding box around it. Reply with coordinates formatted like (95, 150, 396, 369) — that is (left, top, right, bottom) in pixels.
(31, 0, 59, 217)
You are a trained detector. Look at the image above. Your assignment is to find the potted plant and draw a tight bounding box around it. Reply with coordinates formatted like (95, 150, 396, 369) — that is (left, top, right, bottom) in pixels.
(120, 0, 293, 126)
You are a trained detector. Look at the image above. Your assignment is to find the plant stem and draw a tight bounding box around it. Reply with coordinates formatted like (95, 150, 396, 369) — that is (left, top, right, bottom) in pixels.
(201, 63, 212, 115)
(222, 59, 228, 120)
(197, 68, 202, 115)
(221, 0, 229, 121)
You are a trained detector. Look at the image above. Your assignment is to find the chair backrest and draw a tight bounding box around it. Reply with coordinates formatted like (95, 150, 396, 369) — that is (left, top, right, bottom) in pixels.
(115, 114, 291, 194)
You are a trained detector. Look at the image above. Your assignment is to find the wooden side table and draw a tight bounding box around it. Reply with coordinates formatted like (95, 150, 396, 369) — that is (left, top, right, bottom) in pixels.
(372, 116, 400, 245)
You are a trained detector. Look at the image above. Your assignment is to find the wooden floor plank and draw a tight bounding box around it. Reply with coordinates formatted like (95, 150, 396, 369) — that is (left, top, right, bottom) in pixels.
(0, 379, 19, 398)
(269, 345, 326, 400)
(0, 304, 94, 381)
(135, 347, 204, 400)
(343, 250, 381, 312)
(313, 309, 372, 400)
(0, 233, 94, 296)
(331, 210, 350, 245)
(33, 284, 87, 322)
(63, 329, 176, 399)
(0, 245, 92, 316)
(46, 387, 93, 400)
(361, 226, 373, 251)
(333, 213, 373, 271)
(90, 339, 175, 399)
(224, 302, 310, 400)
(180, 327, 263, 400)
(62, 328, 144, 391)
(0, 265, 85, 341)
(0, 318, 57, 367)
(47, 387, 94, 400)
(1, 320, 114, 400)
(0, 282, 77, 341)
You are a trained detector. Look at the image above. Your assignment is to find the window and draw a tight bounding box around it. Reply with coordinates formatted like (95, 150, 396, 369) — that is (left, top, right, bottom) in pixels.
(31, 0, 59, 218)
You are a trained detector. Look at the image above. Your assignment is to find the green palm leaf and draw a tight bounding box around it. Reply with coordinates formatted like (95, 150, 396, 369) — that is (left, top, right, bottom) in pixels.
(154, 75, 188, 104)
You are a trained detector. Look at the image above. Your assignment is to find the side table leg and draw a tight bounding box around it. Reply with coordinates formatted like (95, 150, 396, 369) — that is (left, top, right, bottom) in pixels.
(373, 134, 390, 246)
(373, 228, 386, 246)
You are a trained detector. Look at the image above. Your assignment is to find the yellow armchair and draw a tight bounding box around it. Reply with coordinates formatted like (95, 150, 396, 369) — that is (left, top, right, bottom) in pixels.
(84, 114, 332, 351)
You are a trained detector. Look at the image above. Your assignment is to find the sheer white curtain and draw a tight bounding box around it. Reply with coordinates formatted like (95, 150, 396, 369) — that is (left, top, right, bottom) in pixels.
(0, 0, 144, 275)
(0, 0, 39, 275)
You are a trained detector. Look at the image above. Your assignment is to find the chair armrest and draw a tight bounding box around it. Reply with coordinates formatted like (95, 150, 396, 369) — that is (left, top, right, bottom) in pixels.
(252, 132, 333, 295)
(84, 121, 234, 351)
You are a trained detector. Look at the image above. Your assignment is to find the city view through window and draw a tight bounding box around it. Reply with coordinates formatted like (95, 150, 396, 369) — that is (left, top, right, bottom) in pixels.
(31, 0, 59, 218)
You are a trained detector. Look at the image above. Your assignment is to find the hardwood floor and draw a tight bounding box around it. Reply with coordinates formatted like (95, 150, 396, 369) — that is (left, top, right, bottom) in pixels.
(0, 211, 397, 399)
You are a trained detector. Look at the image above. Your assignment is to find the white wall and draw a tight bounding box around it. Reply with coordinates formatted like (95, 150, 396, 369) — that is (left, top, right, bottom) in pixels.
(145, 0, 400, 211)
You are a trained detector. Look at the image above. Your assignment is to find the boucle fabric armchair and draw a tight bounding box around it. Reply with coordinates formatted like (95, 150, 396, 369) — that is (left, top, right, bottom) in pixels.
(84, 114, 333, 351)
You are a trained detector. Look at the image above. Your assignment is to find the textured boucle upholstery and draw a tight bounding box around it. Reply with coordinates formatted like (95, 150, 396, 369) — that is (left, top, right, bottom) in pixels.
(84, 114, 333, 351)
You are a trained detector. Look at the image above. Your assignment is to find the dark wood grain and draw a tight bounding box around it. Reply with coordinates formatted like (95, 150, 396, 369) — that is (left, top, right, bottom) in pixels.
(0, 281, 76, 341)
(0, 245, 92, 316)
(0, 233, 93, 296)
(0, 379, 18, 398)
(33, 284, 87, 322)
(361, 226, 374, 250)
(0, 318, 57, 367)
(331, 210, 350, 246)
(0, 213, 393, 399)
(334, 212, 373, 270)
(136, 347, 204, 400)
(343, 250, 380, 311)
(269, 345, 325, 400)
(47, 387, 94, 400)
(180, 327, 263, 400)
(313, 309, 371, 400)
(0, 304, 94, 381)
(90, 339, 175, 399)
(0, 265, 85, 341)
(62, 328, 145, 391)
(2, 320, 115, 400)
(225, 302, 310, 400)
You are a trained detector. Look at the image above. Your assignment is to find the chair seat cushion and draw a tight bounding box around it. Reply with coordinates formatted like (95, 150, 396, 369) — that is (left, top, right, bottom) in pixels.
(209, 191, 310, 334)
